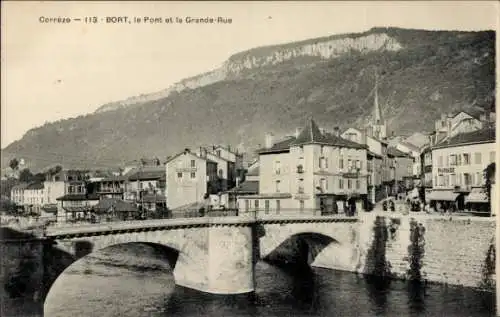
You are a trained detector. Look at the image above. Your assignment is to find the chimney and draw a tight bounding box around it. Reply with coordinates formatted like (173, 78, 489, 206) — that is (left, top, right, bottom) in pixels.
(333, 127, 340, 137)
(294, 128, 301, 138)
(184, 148, 190, 154)
(265, 133, 274, 149)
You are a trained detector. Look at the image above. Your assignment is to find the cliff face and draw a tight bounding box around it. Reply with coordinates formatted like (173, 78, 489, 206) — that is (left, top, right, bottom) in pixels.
(2, 27, 495, 171)
(94, 31, 403, 114)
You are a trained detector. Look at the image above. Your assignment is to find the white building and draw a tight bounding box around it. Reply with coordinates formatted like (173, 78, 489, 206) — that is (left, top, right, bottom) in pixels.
(427, 127, 496, 213)
(237, 118, 369, 216)
(166, 149, 218, 211)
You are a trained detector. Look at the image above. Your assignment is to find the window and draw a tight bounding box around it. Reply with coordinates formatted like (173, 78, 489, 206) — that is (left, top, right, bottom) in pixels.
(320, 145, 325, 155)
(438, 156, 443, 167)
(319, 157, 327, 169)
(464, 173, 472, 186)
(477, 172, 482, 185)
(216, 150, 221, 157)
(298, 177, 304, 193)
(265, 200, 270, 214)
(434, 176, 438, 186)
(463, 153, 470, 165)
(299, 200, 304, 211)
(190, 160, 196, 168)
(177, 172, 182, 179)
(275, 161, 281, 174)
(276, 200, 281, 214)
(475, 152, 482, 165)
(275, 180, 281, 193)
(245, 200, 249, 212)
(218, 169, 223, 178)
(339, 157, 344, 169)
(450, 174, 456, 186)
(356, 160, 361, 169)
(490, 151, 496, 163)
(254, 200, 259, 211)
(449, 154, 457, 166)
(348, 159, 353, 170)
(457, 154, 462, 166)
(320, 178, 327, 191)
(190, 172, 196, 179)
(339, 178, 344, 189)
(356, 179, 360, 189)
(348, 179, 352, 189)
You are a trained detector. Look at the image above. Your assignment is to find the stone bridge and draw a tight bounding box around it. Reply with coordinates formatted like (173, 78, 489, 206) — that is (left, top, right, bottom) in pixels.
(44, 214, 359, 297)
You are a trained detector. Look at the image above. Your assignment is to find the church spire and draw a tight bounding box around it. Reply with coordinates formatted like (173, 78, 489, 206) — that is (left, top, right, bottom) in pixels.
(373, 69, 383, 125)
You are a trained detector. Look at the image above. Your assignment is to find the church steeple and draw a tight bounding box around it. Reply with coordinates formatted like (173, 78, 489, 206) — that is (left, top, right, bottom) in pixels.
(369, 68, 387, 139)
(373, 71, 383, 124)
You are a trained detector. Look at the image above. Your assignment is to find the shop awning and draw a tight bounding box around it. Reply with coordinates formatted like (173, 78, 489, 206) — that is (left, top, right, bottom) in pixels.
(427, 190, 459, 201)
(465, 188, 488, 204)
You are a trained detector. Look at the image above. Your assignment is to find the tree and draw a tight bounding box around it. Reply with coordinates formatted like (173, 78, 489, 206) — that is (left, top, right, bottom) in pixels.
(9, 158, 19, 171)
(19, 169, 34, 183)
(484, 162, 495, 211)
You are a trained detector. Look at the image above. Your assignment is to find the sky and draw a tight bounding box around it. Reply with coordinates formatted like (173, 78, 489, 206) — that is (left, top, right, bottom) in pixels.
(1, 1, 498, 148)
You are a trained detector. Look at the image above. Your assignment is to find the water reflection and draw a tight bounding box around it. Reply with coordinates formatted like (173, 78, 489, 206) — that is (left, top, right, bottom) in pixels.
(8, 246, 494, 317)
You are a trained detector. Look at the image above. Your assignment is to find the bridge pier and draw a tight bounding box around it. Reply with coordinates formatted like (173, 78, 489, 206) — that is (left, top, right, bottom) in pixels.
(173, 225, 255, 294)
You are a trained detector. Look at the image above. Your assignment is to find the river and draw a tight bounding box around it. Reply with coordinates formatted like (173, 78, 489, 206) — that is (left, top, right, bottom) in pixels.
(2, 243, 496, 317)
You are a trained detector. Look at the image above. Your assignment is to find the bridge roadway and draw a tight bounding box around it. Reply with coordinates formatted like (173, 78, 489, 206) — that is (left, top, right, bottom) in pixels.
(44, 214, 358, 238)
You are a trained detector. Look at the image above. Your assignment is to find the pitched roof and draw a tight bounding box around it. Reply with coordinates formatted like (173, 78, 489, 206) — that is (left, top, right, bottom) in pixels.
(165, 150, 216, 165)
(141, 193, 166, 203)
(258, 118, 367, 154)
(212, 145, 241, 156)
(258, 136, 296, 154)
(26, 182, 44, 190)
(127, 167, 165, 181)
(433, 127, 496, 149)
(94, 198, 137, 213)
(387, 147, 410, 158)
(225, 181, 259, 194)
(246, 165, 259, 176)
(11, 183, 29, 190)
(398, 141, 421, 152)
(404, 132, 430, 149)
(367, 151, 383, 159)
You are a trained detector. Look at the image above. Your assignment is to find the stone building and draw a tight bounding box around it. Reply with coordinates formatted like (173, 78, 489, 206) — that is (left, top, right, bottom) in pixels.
(237, 118, 368, 216)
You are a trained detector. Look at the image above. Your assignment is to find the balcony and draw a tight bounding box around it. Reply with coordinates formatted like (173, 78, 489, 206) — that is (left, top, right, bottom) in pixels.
(97, 187, 124, 194)
(454, 185, 472, 193)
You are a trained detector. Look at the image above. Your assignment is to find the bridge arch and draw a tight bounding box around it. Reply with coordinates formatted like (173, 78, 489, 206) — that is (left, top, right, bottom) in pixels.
(42, 227, 212, 305)
(44, 242, 179, 310)
(259, 221, 359, 272)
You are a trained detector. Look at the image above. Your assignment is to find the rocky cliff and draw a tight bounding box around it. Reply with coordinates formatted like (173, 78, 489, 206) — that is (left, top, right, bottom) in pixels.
(94, 31, 403, 114)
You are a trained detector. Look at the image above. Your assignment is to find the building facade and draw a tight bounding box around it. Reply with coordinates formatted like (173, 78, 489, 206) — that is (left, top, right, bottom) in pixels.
(237, 119, 368, 216)
(428, 127, 496, 213)
(166, 149, 218, 210)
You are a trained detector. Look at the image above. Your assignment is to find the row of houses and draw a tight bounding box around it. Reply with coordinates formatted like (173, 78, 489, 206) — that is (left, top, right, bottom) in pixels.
(218, 85, 496, 217)
(10, 165, 166, 222)
(9, 145, 245, 222)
